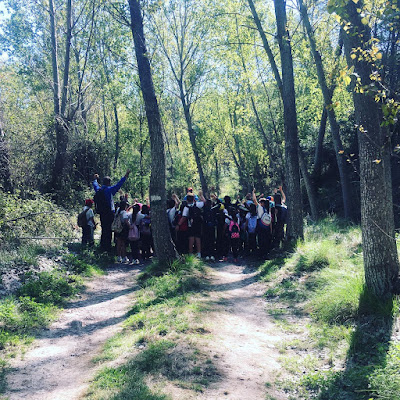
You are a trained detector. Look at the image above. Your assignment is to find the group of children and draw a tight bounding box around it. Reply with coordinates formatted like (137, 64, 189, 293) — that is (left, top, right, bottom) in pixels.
(168, 187, 287, 262)
(79, 186, 287, 264)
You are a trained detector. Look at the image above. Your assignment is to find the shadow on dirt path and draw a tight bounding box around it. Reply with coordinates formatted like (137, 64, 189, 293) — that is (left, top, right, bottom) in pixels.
(3, 263, 142, 400)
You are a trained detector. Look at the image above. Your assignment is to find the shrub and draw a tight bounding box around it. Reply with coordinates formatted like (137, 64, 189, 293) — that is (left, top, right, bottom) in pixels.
(17, 271, 82, 305)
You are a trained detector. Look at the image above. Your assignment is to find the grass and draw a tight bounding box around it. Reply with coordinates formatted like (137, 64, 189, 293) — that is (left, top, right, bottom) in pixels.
(86, 256, 218, 400)
(0, 241, 108, 395)
(258, 216, 400, 400)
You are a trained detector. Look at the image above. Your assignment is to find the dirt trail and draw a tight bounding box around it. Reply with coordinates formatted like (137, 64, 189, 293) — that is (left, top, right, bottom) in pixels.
(4, 261, 284, 400)
(4, 264, 141, 400)
(198, 262, 283, 400)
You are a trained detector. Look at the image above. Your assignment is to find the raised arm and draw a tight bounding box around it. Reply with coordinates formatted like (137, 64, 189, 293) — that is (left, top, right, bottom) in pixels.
(198, 190, 206, 203)
(279, 185, 286, 204)
(92, 173, 100, 192)
(172, 193, 180, 208)
(252, 188, 259, 206)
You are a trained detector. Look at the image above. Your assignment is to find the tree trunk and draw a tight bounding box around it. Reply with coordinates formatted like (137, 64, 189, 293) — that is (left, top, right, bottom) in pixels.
(274, 0, 304, 240)
(113, 103, 120, 169)
(0, 101, 12, 192)
(313, 106, 328, 177)
(128, 0, 178, 264)
(49, 0, 72, 193)
(299, 0, 354, 220)
(341, 0, 399, 298)
(299, 146, 318, 220)
(179, 88, 209, 195)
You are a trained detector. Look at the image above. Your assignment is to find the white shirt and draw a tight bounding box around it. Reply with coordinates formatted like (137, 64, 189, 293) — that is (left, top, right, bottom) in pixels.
(167, 207, 177, 224)
(83, 206, 95, 227)
(182, 201, 204, 218)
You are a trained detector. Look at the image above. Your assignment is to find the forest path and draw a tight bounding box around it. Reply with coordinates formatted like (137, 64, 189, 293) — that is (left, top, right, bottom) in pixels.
(197, 262, 284, 400)
(4, 263, 141, 400)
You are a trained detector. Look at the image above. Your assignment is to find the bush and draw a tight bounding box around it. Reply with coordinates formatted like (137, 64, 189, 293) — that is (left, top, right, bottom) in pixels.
(17, 271, 82, 305)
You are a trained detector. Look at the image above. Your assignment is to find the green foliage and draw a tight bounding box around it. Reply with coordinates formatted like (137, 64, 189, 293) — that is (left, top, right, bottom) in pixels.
(369, 343, 400, 400)
(17, 271, 82, 306)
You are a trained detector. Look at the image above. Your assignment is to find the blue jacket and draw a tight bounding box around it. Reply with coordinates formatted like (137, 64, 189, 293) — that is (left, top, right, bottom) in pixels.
(93, 176, 126, 212)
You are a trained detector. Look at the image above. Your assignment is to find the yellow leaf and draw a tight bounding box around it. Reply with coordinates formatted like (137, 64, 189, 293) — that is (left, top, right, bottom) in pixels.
(352, 0, 359, 3)
(373, 159, 382, 164)
(350, 154, 355, 157)
(376, 52, 382, 60)
(351, 53, 357, 59)
(339, 150, 345, 154)
(361, 17, 368, 25)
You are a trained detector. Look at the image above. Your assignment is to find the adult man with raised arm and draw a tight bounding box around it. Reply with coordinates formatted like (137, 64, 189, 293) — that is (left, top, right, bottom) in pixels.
(93, 170, 130, 252)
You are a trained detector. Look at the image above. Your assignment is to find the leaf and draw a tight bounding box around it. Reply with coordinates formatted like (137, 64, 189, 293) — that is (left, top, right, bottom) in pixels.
(376, 52, 382, 60)
(373, 159, 381, 164)
(361, 17, 368, 25)
(351, 53, 357, 59)
(344, 76, 351, 86)
(338, 150, 345, 154)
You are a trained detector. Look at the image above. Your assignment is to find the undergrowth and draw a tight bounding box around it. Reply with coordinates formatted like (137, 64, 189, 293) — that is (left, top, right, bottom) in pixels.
(86, 256, 218, 400)
(259, 216, 400, 400)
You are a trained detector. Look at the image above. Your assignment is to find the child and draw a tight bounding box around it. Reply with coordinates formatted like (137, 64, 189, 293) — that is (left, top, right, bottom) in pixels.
(175, 202, 189, 254)
(139, 205, 152, 260)
(115, 201, 130, 263)
(245, 203, 258, 255)
(229, 214, 241, 262)
(81, 199, 95, 246)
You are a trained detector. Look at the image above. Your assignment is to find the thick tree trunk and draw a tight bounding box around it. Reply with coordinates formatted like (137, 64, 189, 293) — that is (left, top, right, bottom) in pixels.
(341, 1, 399, 298)
(299, 0, 354, 220)
(274, 0, 304, 240)
(128, 0, 178, 264)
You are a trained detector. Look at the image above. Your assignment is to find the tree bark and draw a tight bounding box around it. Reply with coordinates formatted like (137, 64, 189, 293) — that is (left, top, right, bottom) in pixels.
(341, 0, 399, 298)
(299, 146, 318, 220)
(274, 0, 304, 240)
(113, 103, 120, 169)
(49, 0, 72, 193)
(299, 0, 354, 220)
(313, 106, 328, 177)
(128, 0, 178, 264)
(179, 87, 209, 195)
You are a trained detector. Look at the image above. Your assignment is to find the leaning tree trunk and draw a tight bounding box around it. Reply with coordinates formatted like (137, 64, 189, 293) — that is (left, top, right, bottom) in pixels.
(341, 0, 399, 298)
(274, 0, 304, 240)
(179, 89, 209, 196)
(299, 147, 318, 220)
(299, 0, 354, 220)
(128, 0, 178, 264)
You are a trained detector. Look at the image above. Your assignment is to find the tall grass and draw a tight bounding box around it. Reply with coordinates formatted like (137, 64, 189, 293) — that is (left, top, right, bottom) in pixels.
(260, 217, 400, 399)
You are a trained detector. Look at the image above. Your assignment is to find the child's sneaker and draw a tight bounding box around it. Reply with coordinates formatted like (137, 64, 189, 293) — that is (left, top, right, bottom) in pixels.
(205, 256, 210, 261)
(210, 256, 215, 261)
(135, 259, 140, 265)
(117, 256, 122, 263)
(122, 256, 129, 263)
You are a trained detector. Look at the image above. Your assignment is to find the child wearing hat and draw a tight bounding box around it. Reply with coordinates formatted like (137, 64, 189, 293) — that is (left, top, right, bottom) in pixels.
(82, 199, 95, 246)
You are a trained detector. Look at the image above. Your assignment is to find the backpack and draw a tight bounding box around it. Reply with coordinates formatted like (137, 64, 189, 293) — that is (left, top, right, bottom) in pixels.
(203, 207, 216, 227)
(140, 215, 151, 235)
(247, 215, 257, 234)
(188, 204, 202, 227)
(128, 223, 140, 241)
(230, 221, 240, 239)
(94, 188, 108, 214)
(177, 214, 188, 231)
(77, 209, 89, 228)
(258, 208, 272, 230)
(276, 204, 288, 224)
(111, 210, 123, 233)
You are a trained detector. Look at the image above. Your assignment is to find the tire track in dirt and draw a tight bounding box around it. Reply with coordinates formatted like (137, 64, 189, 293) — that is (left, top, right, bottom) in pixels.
(4, 263, 141, 400)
